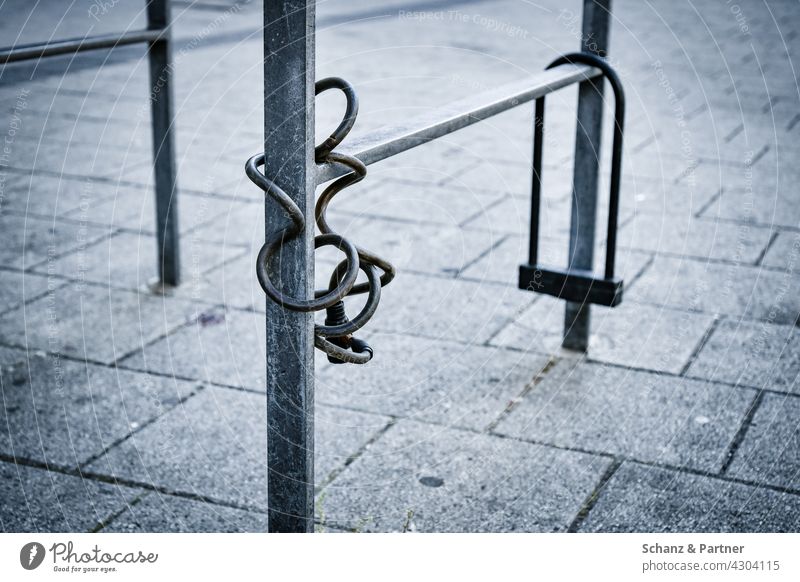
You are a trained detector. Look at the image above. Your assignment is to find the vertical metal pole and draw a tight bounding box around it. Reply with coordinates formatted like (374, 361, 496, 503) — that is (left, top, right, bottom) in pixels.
(562, 0, 611, 351)
(264, 1, 316, 532)
(146, 0, 180, 286)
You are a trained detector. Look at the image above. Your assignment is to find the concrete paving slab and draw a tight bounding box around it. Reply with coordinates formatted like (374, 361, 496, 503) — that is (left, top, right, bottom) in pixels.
(0, 173, 116, 219)
(622, 151, 700, 183)
(119, 308, 265, 391)
(318, 333, 552, 431)
(492, 296, 715, 374)
(102, 492, 265, 533)
(462, 192, 635, 240)
(119, 155, 243, 193)
(368, 271, 534, 345)
(333, 216, 503, 278)
(334, 179, 505, 226)
(190, 201, 264, 248)
(0, 213, 111, 270)
(618, 213, 773, 263)
(727, 393, 800, 490)
(0, 346, 199, 467)
(86, 388, 391, 508)
(37, 231, 245, 291)
(63, 188, 240, 236)
(580, 462, 800, 532)
(761, 231, 800, 270)
(688, 319, 800, 393)
(700, 187, 800, 229)
(442, 158, 566, 198)
(631, 256, 800, 325)
(494, 360, 756, 472)
(0, 269, 59, 315)
(320, 420, 611, 532)
(682, 159, 796, 206)
(617, 176, 719, 217)
(0, 283, 200, 365)
(2, 136, 150, 179)
(0, 461, 140, 533)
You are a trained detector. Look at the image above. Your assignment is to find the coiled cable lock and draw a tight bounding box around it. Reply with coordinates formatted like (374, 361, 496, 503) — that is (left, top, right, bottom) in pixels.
(246, 77, 395, 364)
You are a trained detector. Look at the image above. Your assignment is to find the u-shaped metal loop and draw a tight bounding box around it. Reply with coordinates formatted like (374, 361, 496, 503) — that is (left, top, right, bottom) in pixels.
(314, 77, 359, 162)
(522, 51, 626, 308)
(545, 52, 625, 280)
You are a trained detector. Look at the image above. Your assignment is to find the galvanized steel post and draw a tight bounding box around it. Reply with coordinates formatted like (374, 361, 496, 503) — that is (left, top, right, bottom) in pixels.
(263, 1, 317, 532)
(562, 0, 612, 351)
(146, 0, 180, 286)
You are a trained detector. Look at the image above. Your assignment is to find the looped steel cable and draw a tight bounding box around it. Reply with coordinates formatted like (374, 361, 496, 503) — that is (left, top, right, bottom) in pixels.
(246, 77, 395, 364)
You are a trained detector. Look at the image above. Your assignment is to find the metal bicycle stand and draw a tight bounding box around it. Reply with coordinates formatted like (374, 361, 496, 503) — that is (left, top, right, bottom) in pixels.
(0, 0, 180, 286)
(255, 0, 624, 531)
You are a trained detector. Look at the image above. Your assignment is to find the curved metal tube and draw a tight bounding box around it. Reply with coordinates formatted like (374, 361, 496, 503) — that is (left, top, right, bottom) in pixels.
(546, 52, 625, 280)
(246, 77, 395, 364)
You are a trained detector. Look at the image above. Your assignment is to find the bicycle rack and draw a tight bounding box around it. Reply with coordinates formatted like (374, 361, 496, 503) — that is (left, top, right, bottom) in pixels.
(519, 52, 626, 307)
(258, 0, 618, 532)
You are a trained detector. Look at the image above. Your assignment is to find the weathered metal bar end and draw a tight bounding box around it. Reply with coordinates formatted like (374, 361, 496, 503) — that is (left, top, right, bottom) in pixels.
(562, 0, 612, 351)
(264, 0, 316, 532)
(146, 0, 180, 286)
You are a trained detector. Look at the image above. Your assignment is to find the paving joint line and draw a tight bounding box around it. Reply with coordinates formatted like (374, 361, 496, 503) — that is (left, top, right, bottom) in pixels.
(787, 113, 800, 132)
(315, 401, 800, 505)
(723, 124, 744, 143)
(625, 296, 797, 328)
(754, 230, 780, 267)
(484, 355, 559, 432)
(108, 304, 227, 368)
(621, 252, 656, 290)
(0, 164, 248, 201)
(78, 385, 207, 470)
(455, 234, 510, 277)
(479, 336, 800, 400)
(691, 214, 800, 234)
(616, 247, 787, 269)
(0, 454, 269, 515)
(630, 133, 658, 154)
(316, 418, 398, 493)
(749, 144, 771, 165)
(566, 458, 623, 532)
(693, 187, 724, 218)
(90, 490, 152, 533)
(457, 193, 511, 228)
(480, 295, 541, 347)
(719, 389, 766, 475)
(679, 316, 721, 376)
(761, 96, 780, 115)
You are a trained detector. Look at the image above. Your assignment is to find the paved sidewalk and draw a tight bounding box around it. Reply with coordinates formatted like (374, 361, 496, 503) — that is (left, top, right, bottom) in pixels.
(1, 0, 798, 532)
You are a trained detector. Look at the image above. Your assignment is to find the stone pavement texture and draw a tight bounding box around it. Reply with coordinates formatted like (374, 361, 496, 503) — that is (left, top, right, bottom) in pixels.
(0, 0, 798, 532)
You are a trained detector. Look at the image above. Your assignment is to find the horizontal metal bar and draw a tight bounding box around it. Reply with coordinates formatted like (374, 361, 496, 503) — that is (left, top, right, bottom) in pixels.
(316, 64, 600, 184)
(0, 29, 164, 64)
